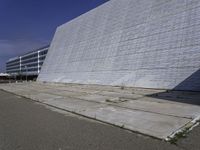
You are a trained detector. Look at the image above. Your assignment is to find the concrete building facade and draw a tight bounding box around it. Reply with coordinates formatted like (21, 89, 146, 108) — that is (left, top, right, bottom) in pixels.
(6, 45, 49, 77)
(38, 0, 200, 91)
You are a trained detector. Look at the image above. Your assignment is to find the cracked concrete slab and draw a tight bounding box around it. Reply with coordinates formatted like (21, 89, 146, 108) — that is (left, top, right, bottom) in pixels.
(80, 106, 191, 139)
(0, 82, 200, 140)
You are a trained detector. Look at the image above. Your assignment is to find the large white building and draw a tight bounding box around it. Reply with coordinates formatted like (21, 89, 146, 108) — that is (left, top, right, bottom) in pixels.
(38, 0, 200, 91)
(6, 45, 49, 77)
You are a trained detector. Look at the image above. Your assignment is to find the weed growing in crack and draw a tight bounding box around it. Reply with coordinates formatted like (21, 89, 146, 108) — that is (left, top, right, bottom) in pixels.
(168, 126, 190, 145)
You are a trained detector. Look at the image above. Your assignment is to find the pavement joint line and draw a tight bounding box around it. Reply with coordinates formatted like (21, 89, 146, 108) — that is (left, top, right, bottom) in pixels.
(15, 84, 96, 96)
(11, 83, 193, 104)
(5, 86, 193, 120)
(12, 83, 198, 104)
(0, 85, 196, 120)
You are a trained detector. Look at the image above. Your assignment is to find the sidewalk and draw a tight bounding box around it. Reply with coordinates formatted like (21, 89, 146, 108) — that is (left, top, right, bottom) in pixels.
(0, 82, 200, 140)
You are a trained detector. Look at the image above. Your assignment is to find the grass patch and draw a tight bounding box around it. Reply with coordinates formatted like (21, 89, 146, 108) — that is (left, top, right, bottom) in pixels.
(168, 126, 190, 145)
(169, 132, 187, 145)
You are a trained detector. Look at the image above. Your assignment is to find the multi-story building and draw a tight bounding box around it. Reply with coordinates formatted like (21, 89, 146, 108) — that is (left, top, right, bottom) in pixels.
(6, 45, 49, 78)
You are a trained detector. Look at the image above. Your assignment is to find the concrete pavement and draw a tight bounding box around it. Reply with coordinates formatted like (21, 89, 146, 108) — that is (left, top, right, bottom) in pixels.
(2, 90, 200, 150)
(0, 90, 181, 150)
(0, 82, 200, 140)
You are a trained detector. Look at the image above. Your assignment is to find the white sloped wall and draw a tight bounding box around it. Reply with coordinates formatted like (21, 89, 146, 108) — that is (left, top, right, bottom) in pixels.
(38, 0, 200, 91)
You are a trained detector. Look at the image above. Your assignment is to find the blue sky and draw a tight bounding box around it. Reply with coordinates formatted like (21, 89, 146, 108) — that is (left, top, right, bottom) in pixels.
(0, 0, 108, 72)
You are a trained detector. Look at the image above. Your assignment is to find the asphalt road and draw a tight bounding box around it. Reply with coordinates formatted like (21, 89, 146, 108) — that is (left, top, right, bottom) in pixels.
(0, 90, 199, 150)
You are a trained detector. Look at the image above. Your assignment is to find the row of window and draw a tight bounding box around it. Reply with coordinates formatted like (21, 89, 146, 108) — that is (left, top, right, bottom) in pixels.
(6, 60, 20, 67)
(39, 56, 46, 60)
(39, 50, 48, 56)
(7, 70, 20, 74)
(6, 65, 20, 70)
(7, 67, 41, 73)
(7, 68, 20, 72)
(21, 63, 38, 68)
(21, 68, 41, 72)
(6, 64, 19, 69)
(22, 58, 38, 64)
(6, 62, 20, 66)
(21, 56, 45, 64)
(21, 53, 38, 61)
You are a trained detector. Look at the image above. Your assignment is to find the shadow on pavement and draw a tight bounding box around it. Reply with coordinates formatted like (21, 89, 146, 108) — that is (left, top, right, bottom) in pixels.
(147, 69, 200, 105)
